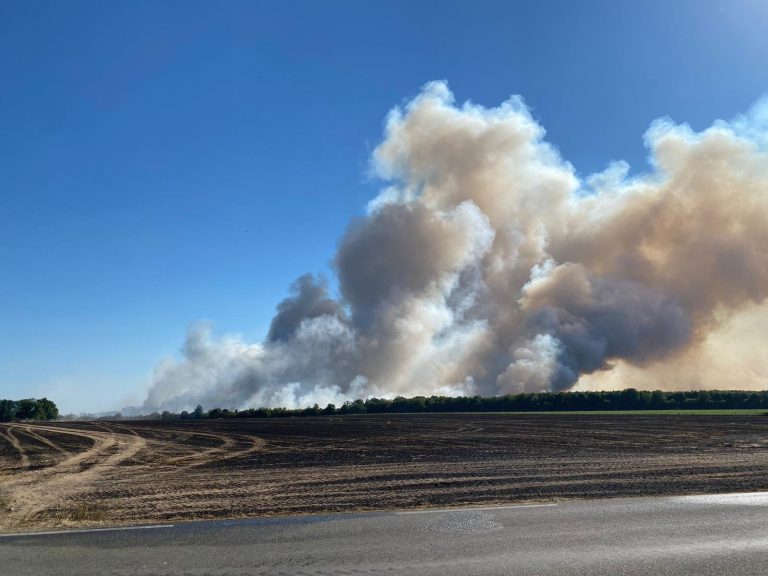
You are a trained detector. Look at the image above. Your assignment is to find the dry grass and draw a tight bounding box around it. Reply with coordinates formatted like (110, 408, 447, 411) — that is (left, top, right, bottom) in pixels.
(63, 503, 106, 522)
(34, 503, 108, 525)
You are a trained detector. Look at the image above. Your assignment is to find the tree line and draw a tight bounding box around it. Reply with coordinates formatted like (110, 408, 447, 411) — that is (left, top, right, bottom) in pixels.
(0, 398, 59, 422)
(132, 389, 768, 420)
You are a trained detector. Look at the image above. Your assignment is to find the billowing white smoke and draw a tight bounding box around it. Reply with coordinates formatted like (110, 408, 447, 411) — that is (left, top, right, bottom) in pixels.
(143, 82, 768, 411)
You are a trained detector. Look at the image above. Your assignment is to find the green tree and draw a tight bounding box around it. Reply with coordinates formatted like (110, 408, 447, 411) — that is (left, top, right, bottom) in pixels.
(36, 398, 59, 420)
(16, 399, 38, 420)
(0, 399, 17, 422)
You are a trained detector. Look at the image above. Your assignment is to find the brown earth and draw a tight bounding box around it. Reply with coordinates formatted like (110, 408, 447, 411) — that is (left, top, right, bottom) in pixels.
(2, 414, 768, 532)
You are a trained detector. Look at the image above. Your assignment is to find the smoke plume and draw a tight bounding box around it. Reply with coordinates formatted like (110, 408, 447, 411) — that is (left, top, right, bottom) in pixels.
(143, 82, 768, 411)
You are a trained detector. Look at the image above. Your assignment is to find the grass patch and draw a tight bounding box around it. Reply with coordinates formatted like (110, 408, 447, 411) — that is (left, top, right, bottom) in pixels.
(63, 503, 106, 522)
(502, 409, 768, 416)
(363, 409, 768, 416)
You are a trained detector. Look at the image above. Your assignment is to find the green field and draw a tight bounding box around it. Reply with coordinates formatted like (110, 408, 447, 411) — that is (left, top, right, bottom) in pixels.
(346, 409, 768, 417)
(468, 409, 768, 416)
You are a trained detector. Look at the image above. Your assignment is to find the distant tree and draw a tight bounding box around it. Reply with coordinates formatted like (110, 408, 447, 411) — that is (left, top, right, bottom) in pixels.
(193, 405, 205, 419)
(0, 398, 58, 421)
(36, 398, 59, 420)
(746, 392, 763, 409)
(650, 390, 670, 409)
(16, 399, 38, 420)
(208, 408, 223, 419)
(0, 399, 17, 422)
(138, 389, 768, 420)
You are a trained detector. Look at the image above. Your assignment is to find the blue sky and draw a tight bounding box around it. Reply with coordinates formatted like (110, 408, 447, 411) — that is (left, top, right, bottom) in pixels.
(1, 0, 767, 413)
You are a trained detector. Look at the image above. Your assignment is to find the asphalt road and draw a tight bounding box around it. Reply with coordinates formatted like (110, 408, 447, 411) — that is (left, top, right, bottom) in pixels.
(3, 492, 768, 575)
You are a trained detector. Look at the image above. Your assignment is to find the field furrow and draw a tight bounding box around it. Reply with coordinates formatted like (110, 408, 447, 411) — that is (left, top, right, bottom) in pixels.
(2, 414, 768, 532)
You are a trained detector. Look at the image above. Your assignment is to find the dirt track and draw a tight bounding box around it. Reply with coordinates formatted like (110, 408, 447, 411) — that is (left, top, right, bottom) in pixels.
(2, 414, 768, 532)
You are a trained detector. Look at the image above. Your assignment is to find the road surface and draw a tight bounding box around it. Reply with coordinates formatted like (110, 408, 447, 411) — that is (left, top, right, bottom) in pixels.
(3, 492, 768, 575)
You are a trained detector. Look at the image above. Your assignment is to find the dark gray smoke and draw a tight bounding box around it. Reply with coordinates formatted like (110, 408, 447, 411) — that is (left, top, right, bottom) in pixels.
(143, 82, 768, 411)
(524, 266, 691, 390)
(267, 275, 345, 343)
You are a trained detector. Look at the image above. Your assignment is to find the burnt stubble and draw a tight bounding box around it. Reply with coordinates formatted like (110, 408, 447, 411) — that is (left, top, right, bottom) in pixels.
(2, 414, 768, 531)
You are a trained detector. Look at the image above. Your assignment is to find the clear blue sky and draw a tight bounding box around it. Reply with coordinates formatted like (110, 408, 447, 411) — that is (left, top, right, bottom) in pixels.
(2, 0, 767, 413)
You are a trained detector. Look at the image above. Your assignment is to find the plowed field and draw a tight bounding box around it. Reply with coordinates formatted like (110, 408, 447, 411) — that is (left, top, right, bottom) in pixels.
(2, 414, 768, 532)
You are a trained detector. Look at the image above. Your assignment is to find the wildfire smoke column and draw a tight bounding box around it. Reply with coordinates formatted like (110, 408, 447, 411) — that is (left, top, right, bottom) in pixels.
(143, 82, 768, 412)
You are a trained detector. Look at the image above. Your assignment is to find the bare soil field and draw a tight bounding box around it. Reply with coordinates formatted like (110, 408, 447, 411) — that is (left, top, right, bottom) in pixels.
(2, 414, 768, 532)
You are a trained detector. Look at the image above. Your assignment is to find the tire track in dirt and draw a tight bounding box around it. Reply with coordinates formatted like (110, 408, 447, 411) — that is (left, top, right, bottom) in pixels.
(0, 425, 30, 470)
(19, 426, 70, 456)
(0, 423, 146, 530)
(109, 423, 265, 469)
(30, 423, 148, 478)
(5, 415, 768, 531)
(164, 430, 238, 465)
(199, 432, 266, 466)
(55, 424, 269, 525)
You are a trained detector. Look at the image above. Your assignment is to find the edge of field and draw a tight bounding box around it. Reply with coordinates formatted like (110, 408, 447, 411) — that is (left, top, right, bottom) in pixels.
(327, 409, 768, 416)
(5, 489, 768, 536)
(2, 412, 767, 534)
